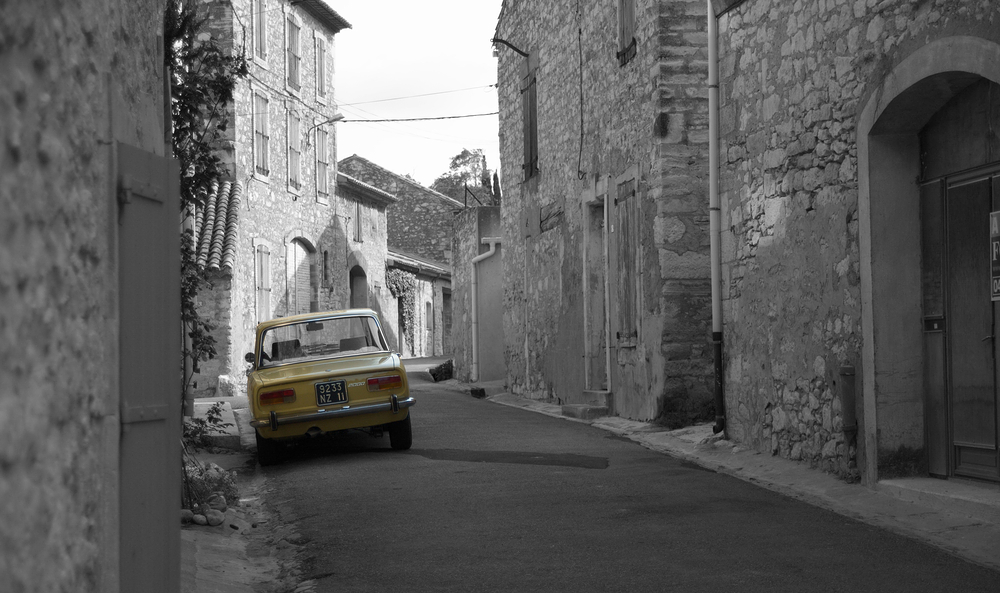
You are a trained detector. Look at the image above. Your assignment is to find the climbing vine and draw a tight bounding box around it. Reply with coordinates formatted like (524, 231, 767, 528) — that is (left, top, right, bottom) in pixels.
(386, 268, 416, 351)
(164, 0, 248, 398)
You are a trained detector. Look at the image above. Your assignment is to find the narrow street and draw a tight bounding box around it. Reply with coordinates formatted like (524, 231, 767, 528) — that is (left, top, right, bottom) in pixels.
(254, 366, 1000, 592)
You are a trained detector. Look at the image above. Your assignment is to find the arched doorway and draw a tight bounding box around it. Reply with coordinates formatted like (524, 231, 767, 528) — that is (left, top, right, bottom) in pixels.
(349, 265, 367, 309)
(859, 37, 1000, 483)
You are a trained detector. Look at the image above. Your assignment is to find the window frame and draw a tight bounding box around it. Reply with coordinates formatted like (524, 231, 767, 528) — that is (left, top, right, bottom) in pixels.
(315, 126, 329, 201)
(252, 90, 270, 180)
(287, 109, 302, 193)
(520, 52, 539, 182)
(253, 0, 268, 66)
(286, 14, 302, 94)
(315, 33, 328, 103)
(353, 200, 363, 243)
(254, 240, 273, 322)
(617, 0, 637, 66)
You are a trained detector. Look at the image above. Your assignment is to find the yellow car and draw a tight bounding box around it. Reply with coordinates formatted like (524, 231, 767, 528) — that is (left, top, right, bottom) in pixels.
(245, 309, 414, 465)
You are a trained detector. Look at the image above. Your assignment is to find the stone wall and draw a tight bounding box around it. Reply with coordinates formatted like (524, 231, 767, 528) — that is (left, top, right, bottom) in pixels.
(0, 1, 167, 591)
(716, 0, 1000, 477)
(339, 155, 463, 265)
(496, 0, 713, 420)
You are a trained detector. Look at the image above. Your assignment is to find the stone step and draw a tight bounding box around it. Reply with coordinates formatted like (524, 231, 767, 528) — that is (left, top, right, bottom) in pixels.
(561, 404, 609, 420)
(581, 389, 612, 407)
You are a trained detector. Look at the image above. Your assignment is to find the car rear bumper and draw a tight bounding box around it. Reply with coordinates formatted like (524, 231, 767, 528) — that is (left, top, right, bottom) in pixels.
(250, 394, 415, 430)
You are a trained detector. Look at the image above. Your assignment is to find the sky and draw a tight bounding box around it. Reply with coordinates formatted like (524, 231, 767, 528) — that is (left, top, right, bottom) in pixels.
(331, 1, 503, 188)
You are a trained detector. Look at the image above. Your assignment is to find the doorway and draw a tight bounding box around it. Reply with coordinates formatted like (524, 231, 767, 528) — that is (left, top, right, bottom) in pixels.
(922, 170, 1000, 481)
(919, 78, 1000, 481)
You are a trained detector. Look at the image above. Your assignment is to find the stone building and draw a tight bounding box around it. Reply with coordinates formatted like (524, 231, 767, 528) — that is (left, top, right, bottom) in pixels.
(714, 0, 1000, 485)
(494, 0, 714, 422)
(191, 1, 397, 395)
(1, 1, 182, 591)
(339, 155, 460, 357)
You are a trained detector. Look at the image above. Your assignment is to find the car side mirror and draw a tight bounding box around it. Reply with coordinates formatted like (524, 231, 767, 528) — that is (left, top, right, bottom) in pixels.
(245, 352, 255, 364)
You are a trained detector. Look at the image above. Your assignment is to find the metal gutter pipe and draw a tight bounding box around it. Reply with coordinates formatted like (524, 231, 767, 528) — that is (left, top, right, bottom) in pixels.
(708, 1, 726, 434)
(471, 237, 501, 382)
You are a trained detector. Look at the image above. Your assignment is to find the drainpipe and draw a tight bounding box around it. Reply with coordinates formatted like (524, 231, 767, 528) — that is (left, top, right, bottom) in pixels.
(471, 237, 501, 382)
(708, 0, 726, 435)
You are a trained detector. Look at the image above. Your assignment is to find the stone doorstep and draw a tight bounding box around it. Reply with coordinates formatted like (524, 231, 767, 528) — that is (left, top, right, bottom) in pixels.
(561, 404, 609, 420)
(879, 477, 1000, 526)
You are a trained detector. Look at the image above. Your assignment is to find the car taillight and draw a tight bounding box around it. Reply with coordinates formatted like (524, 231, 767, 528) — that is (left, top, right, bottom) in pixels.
(367, 375, 402, 391)
(260, 389, 295, 406)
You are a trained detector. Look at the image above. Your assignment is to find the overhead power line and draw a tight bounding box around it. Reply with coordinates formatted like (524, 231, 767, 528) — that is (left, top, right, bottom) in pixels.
(342, 112, 499, 123)
(338, 84, 497, 107)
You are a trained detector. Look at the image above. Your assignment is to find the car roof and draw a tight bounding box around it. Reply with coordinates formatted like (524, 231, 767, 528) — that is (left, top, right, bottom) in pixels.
(255, 308, 380, 332)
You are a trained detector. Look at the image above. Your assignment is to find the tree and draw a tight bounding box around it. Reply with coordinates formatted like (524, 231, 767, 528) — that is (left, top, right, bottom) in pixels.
(430, 148, 500, 206)
(164, 0, 248, 403)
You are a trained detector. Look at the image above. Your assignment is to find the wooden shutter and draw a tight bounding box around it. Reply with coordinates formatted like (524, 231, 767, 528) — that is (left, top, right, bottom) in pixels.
(256, 244, 271, 321)
(615, 177, 638, 346)
(316, 128, 328, 194)
(520, 52, 539, 180)
(289, 240, 311, 315)
(287, 18, 300, 90)
(254, 0, 267, 59)
(116, 142, 181, 593)
(316, 37, 326, 97)
(617, 0, 637, 65)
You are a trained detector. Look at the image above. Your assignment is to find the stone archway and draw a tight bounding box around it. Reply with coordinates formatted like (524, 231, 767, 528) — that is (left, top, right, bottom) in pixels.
(857, 36, 1000, 484)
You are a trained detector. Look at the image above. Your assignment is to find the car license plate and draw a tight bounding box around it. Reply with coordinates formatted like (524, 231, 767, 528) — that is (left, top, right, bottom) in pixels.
(315, 380, 347, 406)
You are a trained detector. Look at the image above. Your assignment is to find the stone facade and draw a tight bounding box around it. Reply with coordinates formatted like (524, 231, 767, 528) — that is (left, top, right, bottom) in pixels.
(0, 1, 172, 591)
(496, 0, 714, 421)
(340, 154, 463, 265)
(716, 0, 1000, 481)
(192, 0, 400, 395)
(339, 155, 458, 358)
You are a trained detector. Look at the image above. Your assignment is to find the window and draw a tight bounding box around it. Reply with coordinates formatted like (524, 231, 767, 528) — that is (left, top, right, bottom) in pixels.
(315, 37, 327, 99)
(287, 111, 301, 190)
(253, 92, 270, 176)
(316, 127, 329, 195)
(255, 243, 271, 321)
(520, 52, 539, 181)
(617, 0, 637, 66)
(354, 201, 363, 242)
(253, 0, 267, 61)
(286, 17, 301, 91)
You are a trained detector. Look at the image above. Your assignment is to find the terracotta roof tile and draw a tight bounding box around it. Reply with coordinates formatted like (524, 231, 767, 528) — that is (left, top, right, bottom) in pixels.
(195, 179, 242, 275)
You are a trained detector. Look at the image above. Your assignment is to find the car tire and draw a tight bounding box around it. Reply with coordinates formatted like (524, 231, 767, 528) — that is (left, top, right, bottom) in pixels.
(388, 413, 412, 450)
(256, 431, 282, 466)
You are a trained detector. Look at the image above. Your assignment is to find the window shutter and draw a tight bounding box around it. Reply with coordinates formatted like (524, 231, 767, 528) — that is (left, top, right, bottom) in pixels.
(617, 0, 637, 65)
(256, 244, 271, 321)
(615, 178, 638, 345)
(520, 52, 539, 181)
(316, 128, 328, 195)
(288, 112, 301, 189)
(254, 93, 269, 176)
(287, 19, 300, 90)
(254, 0, 267, 59)
(316, 37, 326, 97)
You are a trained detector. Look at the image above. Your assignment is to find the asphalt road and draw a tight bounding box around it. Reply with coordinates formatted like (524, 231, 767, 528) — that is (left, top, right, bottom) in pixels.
(258, 366, 1000, 592)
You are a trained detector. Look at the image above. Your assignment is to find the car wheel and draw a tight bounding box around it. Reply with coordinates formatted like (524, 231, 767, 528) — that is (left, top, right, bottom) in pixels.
(388, 413, 412, 450)
(256, 431, 282, 466)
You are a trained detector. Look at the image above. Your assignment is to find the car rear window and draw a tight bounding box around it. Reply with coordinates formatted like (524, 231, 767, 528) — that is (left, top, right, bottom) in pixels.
(258, 315, 388, 368)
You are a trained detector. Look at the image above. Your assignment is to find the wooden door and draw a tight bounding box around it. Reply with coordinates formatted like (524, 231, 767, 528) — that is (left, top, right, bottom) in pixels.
(946, 176, 1000, 480)
(117, 142, 181, 591)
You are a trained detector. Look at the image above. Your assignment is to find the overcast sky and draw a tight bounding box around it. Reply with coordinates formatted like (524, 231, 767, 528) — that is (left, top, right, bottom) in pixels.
(332, 1, 502, 188)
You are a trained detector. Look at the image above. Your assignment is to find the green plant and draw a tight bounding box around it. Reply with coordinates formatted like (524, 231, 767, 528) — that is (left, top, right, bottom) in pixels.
(386, 268, 416, 351)
(164, 0, 248, 398)
(182, 401, 234, 449)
